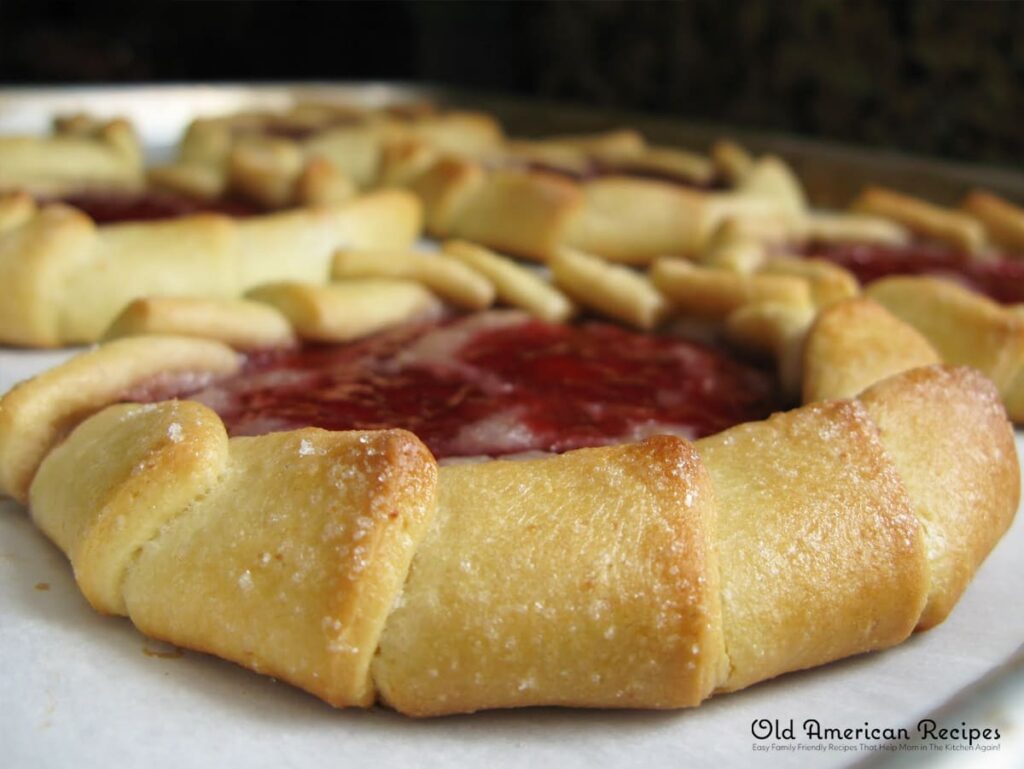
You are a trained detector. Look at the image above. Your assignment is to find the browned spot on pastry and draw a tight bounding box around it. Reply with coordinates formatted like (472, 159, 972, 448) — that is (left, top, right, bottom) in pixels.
(34, 582, 50, 591)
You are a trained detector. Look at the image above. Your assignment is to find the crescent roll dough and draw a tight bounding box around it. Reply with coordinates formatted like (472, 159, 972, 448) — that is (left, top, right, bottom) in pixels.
(8, 358, 1015, 716)
(0, 190, 422, 347)
(0, 335, 240, 502)
(697, 398, 928, 692)
(374, 436, 726, 715)
(0, 117, 143, 195)
(31, 401, 439, 708)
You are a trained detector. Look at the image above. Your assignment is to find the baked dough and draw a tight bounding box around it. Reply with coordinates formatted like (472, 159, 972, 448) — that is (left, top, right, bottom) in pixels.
(103, 296, 297, 350)
(962, 190, 1024, 252)
(374, 436, 725, 714)
(1, 101, 1022, 718)
(3, 357, 1015, 715)
(380, 142, 802, 264)
(0, 335, 240, 502)
(331, 248, 496, 310)
(852, 186, 987, 255)
(0, 189, 422, 346)
(31, 400, 438, 707)
(152, 104, 504, 211)
(801, 297, 941, 402)
(245, 280, 441, 343)
(0, 115, 143, 195)
(866, 276, 1024, 420)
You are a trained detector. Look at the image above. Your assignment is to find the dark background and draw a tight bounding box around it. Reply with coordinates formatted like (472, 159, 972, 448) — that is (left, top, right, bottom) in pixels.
(1, 0, 1022, 167)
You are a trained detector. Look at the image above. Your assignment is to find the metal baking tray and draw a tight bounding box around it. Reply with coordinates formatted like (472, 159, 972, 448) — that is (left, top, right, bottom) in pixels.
(0, 83, 1022, 769)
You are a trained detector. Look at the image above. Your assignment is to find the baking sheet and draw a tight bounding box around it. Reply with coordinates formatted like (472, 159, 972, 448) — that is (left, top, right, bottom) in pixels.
(2, 84, 1023, 768)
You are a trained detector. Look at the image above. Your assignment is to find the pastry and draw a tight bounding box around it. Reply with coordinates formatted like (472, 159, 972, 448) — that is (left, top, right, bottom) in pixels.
(154, 102, 803, 264)
(0, 189, 421, 346)
(0, 318, 1016, 714)
(0, 96, 1021, 718)
(1, 238, 1018, 714)
(149, 102, 504, 212)
(0, 114, 143, 196)
(378, 133, 801, 264)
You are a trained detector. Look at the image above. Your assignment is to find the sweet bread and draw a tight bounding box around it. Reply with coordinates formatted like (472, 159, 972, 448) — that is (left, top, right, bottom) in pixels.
(1, 96, 1021, 719)
(0, 189, 421, 346)
(2, 345, 1015, 715)
(0, 115, 143, 195)
(378, 135, 800, 264)
(151, 104, 504, 211)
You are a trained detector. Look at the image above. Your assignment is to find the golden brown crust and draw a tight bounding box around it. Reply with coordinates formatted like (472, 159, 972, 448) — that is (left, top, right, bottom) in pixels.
(331, 248, 496, 311)
(759, 256, 859, 308)
(961, 189, 1024, 252)
(858, 366, 1019, 629)
(723, 300, 815, 398)
(734, 156, 807, 217)
(379, 127, 812, 266)
(172, 104, 504, 206)
(123, 425, 438, 708)
(549, 246, 668, 330)
(0, 190, 423, 347)
(802, 297, 941, 403)
(0, 343, 1017, 714)
(29, 400, 231, 615)
(852, 186, 987, 255)
(295, 156, 357, 207)
(615, 146, 717, 186)
(0, 117, 143, 195)
(29, 396, 439, 708)
(2, 102, 1021, 712)
(245, 279, 441, 343)
(103, 296, 297, 350)
(698, 220, 769, 273)
(696, 398, 929, 692)
(146, 161, 227, 201)
(0, 335, 239, 502)
(0, 191, 37, 232)
(651, 257, 812, 319)
(401, 110, 504, 157)
(443, 240, 575, 322)
(0, 203, 98, 347)
(446, 169, 584, 262)
(401, 155, 486, 236)
(799, 211, 910, 247)
(513, 129, 646, 160)
(564, 179, 785, 264)
(61, 214, 239, 344)
(228, 136, 306, 208)
(710, 139, 754, 184)
(374, 436, 727, 715)
(865, 276, 1024, 419)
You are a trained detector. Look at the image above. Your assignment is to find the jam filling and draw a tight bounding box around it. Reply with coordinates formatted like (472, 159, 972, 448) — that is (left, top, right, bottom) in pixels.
(805, 241, 1024, 305)
(52, 190, 260, 224)
(171, 312, 783, 460)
